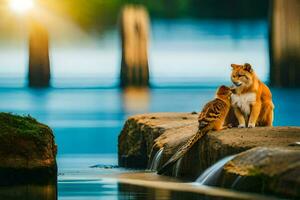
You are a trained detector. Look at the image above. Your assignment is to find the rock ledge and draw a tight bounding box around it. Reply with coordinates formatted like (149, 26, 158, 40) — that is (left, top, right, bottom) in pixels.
(0, 113, 57, 185)
(118, 113, 300, 179)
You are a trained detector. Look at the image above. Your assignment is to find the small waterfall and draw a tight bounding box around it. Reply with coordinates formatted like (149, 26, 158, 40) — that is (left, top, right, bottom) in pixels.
(172, 158, 183, 177)
(196, 155, 235, 185)
(231, 175, 243, 189)
(148, 148, 164, 171)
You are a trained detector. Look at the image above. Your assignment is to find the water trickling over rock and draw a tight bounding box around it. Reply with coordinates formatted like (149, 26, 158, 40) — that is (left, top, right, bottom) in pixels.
(196, 155, 235, 185)
(148, 148, 164, 171)
(172, 158, 183, 177)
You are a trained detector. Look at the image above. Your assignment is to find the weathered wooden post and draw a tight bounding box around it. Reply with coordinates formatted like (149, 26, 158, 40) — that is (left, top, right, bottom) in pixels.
(120, 5, 150, 87)
(269, 0, 300, 87)
(28, 19, 50, 87)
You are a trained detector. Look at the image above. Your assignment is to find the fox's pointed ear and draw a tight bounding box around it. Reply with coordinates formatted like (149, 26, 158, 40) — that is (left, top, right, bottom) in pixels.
(231, 64, 238, 69)
(244, 63, 253, 73)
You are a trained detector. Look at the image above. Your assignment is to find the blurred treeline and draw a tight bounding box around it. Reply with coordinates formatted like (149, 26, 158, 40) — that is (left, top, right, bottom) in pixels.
(40, 0, 269, 30)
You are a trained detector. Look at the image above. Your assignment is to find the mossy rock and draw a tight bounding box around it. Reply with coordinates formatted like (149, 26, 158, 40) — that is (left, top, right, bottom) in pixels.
(220, 147, 300, 198)
(0, 113, 57, 185)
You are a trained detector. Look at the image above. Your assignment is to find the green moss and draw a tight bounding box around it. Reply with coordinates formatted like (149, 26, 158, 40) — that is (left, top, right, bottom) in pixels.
(247, 167, 276, 194)
(0, 112, 53, 147)
(248, 167, 263, 176)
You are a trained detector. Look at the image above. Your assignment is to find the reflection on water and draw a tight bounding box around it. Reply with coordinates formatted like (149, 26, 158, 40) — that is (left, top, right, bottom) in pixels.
(0, 185, 56, 200)
(115, 172, 274, 200)
(59, 179, 118, 200)
(118, 183, 224, 200)
(118, 183, 172, 200)
(122, 87, 150, 113)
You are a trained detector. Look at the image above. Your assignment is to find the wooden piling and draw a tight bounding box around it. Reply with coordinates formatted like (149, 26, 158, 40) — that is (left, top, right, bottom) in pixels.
(28, 19, 50, 87)
(120, 5, 150, 87)
(269, 0, 300, 87)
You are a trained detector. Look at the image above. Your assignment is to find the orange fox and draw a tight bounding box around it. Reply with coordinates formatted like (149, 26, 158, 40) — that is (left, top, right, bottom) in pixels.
(230, 63, 274, 128)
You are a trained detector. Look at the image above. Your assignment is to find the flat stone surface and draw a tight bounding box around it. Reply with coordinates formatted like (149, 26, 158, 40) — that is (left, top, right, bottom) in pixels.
(118, 112, 300, 180)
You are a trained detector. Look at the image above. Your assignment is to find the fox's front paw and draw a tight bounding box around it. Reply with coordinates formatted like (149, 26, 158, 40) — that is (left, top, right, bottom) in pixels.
(238, 124, 246, 128)
(248, 123, 256, 128)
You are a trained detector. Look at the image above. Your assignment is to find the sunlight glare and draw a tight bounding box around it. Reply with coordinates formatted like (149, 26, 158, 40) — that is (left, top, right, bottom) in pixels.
(9, 0, 35, 14)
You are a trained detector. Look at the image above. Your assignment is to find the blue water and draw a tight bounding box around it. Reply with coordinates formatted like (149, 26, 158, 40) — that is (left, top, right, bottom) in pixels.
(0, 87, 299, 154)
